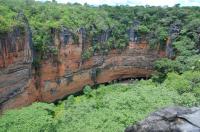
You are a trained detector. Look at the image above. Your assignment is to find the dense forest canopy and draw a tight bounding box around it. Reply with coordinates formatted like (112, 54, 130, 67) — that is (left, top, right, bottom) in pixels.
(0, 0, 200, 131)
(0, 0, 200, 54)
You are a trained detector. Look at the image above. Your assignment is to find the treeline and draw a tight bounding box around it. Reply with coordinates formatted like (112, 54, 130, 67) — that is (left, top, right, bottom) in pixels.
(0, 0, 200, 57)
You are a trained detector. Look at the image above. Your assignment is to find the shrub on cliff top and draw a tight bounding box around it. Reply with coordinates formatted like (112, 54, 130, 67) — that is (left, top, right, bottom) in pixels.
(1, 0, 200, 60)
(0, 5, 18, 33)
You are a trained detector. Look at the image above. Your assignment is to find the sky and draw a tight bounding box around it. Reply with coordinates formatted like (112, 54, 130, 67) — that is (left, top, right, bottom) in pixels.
(38, 0, 200, 6)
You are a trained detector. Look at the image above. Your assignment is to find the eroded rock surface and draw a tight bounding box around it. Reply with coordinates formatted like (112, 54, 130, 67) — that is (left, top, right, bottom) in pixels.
(0, 12, 39, 111)
(0, 28, 163, 112)
(37, 31, 161, 102)
(0, 28, 38, 112)
(125, 106, 200, 132)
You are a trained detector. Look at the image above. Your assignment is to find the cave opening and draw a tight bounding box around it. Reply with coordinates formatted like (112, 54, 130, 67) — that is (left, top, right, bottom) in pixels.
(104, 77, 150, 85)
(54, 76, 149, 105)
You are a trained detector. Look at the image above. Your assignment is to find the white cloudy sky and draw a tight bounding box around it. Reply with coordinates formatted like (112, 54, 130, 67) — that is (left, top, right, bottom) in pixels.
(39, 0, 200, 6)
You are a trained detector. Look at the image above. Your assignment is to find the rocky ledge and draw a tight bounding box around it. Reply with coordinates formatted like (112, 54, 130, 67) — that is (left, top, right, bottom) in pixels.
(125, 106, 200, 132)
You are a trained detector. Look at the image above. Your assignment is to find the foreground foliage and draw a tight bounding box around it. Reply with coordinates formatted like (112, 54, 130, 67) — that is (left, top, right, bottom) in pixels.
(0, 71, 200, 132)
(0, 103, 56, 132)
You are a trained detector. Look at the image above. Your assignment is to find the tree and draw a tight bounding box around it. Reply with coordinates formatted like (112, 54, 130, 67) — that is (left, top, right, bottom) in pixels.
(138, 25, 150, 35)
(52, 0, 57, 2)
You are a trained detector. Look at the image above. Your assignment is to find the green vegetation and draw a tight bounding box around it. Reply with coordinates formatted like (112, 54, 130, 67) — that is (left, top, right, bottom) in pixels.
(82, 48, 94, 60)
(153, 35, 200, 83)
(1, 0, 200, 58)
(0, 0, 200, 131)
(0, 103, 56, 132)
(0, 4, 17, 33)
(0, 72, 200, 132)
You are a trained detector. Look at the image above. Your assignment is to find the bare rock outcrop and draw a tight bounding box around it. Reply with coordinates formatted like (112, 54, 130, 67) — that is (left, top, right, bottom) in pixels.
(0, 27, 164, 112)
(125, 106, 200, 132)
(0, 27, 38, 111)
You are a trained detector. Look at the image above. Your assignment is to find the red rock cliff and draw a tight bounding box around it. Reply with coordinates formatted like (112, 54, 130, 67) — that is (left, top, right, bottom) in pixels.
(0, 29, 39, 112)
(0, 30, 163, 112)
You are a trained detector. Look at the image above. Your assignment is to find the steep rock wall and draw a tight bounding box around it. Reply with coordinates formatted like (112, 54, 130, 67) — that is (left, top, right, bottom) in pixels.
(0, 30, 164, 112)
(0, 30, 38, 112)
(39, 40, 160, 102)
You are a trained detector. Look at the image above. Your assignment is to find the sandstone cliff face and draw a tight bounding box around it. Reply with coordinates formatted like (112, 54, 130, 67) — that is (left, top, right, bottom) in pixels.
(39, 39, 160, 102)
(0, 29, 163, 111)
(0, 29, 39, 111)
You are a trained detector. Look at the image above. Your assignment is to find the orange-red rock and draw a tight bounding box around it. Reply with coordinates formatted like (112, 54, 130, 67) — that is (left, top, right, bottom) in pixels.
(0, 32, 163, 112)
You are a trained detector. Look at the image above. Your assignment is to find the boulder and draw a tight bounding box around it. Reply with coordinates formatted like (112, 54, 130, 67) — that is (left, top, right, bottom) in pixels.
(125, 106, 200, 132)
